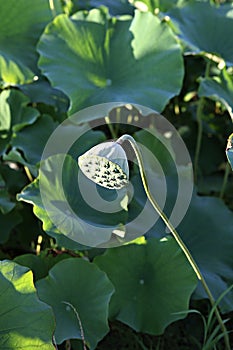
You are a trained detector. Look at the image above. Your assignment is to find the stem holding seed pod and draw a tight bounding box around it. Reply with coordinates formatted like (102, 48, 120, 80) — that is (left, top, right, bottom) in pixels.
(78, 134, 230, 350)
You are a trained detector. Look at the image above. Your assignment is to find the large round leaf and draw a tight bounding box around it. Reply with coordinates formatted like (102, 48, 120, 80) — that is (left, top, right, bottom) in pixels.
(146, 175, 233, 312)
(38, 9, 184, 114)
(17, 152, 129, 248)
(0, 260, 55, 349)
(0, 0, 62, 86)
(95, 237, 197, 335)
(168, 2, 233, 66)
(36, 258, 114, 349)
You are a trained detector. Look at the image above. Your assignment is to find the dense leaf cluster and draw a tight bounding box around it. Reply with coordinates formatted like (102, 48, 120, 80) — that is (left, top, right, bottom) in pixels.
(0, 0, 232, 349)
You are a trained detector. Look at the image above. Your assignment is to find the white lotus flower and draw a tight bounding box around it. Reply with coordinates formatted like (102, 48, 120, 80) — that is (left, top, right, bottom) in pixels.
(78, 141, 129, 189)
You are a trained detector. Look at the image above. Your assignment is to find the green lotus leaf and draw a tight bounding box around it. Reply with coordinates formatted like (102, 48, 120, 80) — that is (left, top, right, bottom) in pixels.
(95, 237, 197, 334)
(18, 78, 69, 114)
(0, 0, 62, 87)
(0, 208, 22, 244)
(36, 258, 114, 349)
(0, 189, 15, 214)
(145, 175, 233, 312)
(17, 177, 87, 251)
(63, 0, 134, 16)
(131, 0, 187, 13)
(0, 89, 40, 155)
(14, 252, 71, 281)
(198, 68, 233, 121)
(38, 9, 184, 115)
(0, 260, 55, 349)
(11, 114, 58, 165)
(17, 152, 129, 248)
(169, 2, 233, 65)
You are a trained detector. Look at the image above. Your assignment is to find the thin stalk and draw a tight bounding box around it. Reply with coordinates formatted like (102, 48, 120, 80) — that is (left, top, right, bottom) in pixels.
(62, 301, 87, 350)
(105, 116, 117, 139)
(220, 163, 230, 199)
(194, 60, 211, 184)
(24, 166, 33, 182)
(117, 134, 230, 350)
(49, 0, 57, 18)
(194, 97, 204, 184)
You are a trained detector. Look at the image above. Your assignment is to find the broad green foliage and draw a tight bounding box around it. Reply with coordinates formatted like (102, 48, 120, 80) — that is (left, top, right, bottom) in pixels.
(0, 0, 233, 348)
(62, 0, 134, 16)
(0, 0, 62, 87)
(168, 2, 233, 66)
(38, 9, 184, 114)
(0, 89, 39, 155)
(36, 258, 114, 349)
(95, 237, 197, 334)
(0, 260, 55, 349)
(199, 69, 233, 121)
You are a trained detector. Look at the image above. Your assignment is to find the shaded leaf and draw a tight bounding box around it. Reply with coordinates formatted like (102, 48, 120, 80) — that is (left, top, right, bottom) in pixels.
(63, 0, 134, 16)
(12, 114, 58, 165)
(0, 89, 39, 154)
(0, 189, 15, 214)
(14, 251, 71, 281)
(0, 208, 22, 244)
(17, 152, 129, 248)
(36, 258, 114, 349)
(198, 68, 233, 121)
(95, 237, 197, 334)
(146, 175, 233, 312)
(131, 0, 187, 13)
(19, 78, 69, 114)
(169, 2, 233, 65)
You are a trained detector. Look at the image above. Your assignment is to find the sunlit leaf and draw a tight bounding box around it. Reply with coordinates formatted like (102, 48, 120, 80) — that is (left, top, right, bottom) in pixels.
(38, 9, 184, 114)
(0, 0, 62, 86)
(0, 260, 55, 349)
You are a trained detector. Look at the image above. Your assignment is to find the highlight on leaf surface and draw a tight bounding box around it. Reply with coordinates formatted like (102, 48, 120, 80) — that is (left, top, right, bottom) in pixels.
(78, 141, 129, 189)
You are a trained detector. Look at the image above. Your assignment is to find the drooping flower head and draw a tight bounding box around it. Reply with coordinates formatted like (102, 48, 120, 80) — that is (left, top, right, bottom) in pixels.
(78, 141, 129, 189)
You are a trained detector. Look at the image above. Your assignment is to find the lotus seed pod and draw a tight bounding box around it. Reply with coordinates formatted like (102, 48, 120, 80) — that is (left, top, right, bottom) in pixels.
(78, 141, 129, 189)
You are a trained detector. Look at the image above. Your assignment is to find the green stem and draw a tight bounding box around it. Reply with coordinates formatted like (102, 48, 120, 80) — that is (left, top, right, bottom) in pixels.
(105, 116, 117, 139)
(194, 60, 211, 184)
(220, 163, 230, 199)
(117, 134, 230, 350)
(62, 301, 87, 350)
(48, 0, 57, 18)
(194, 98, 204, 184)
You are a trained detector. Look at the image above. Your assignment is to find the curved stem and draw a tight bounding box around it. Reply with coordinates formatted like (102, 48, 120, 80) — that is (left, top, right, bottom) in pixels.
(220, 163, 230, 199)
(194, 97, 204, 184)
(117, 134, 230, 350)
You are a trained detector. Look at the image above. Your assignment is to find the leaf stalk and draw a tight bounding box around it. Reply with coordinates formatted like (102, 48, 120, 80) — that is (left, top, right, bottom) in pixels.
(117, 134, 230, 350)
